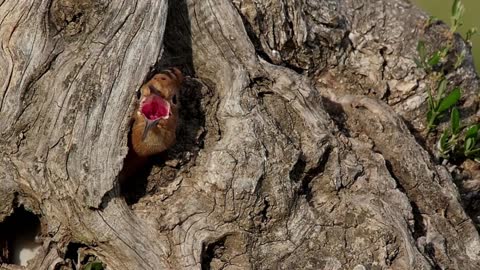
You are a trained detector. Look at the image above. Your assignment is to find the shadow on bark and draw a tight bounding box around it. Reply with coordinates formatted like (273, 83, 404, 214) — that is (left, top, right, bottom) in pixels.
(120, 0, 202, 205)
(0, 205, 41, 265)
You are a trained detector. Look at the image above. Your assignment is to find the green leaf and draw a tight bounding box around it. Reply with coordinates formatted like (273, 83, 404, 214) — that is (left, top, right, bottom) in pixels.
(451, 0, 465, 31)
(438, 132, 449, 152)
(427, 110, 434, 125)
(437, 131, 454, 157)
(466, 28, 478, 42)
(464, 125, 479, 154)
(438, 88, 461, 113)
(456, 1, 465, 19)
(83, 262, 104, 270)
(465, 147, 480, 158)
(427, 51, 442, 67)
(427, 16, 439, 26)
(465, 137, 475, 151)
(417, 41, 426, 63)
(440, 47, 450, 58)
(435, 79, 448, 105)
(465, 124, 479, 139)
(454, 50, 466, 69)
(452, 0, 460, 16)
(427, 88, 434, 110)
(466, 148, 480, 156)
(450, 107, 460, 134)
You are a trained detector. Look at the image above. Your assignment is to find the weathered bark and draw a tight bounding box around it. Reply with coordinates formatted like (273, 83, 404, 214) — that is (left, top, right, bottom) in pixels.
(0, 0, 479, 269)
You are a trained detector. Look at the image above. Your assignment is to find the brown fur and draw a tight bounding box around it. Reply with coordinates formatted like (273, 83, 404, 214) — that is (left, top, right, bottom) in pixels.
(131, 68, 183, 157)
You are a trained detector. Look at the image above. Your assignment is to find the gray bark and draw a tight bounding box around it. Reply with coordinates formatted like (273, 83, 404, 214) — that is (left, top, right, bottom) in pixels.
(0, 0, 479, 269)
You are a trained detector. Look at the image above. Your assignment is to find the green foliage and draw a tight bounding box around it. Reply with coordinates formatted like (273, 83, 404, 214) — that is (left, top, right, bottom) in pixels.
(450, 107, 460, 134)
(437, 114, 480, 161)
(83, 261, 104, 270)
(466, 28, 478, 42)
(426, 79, 460, 131)
(426, 16, 439, 27)
(415, 41, 448, 72)
(438, 87, 461, 113)
(464, 124, 480, 160)
(451, 0, 465, 33)
(416, 0, 475, 72)
(437, 108, 460, 157)
(454, 50, 466, 69)
(417, 0, 479, 163)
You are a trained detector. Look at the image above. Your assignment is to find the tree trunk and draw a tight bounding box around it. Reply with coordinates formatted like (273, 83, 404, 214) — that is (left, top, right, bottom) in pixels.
(0, 0, 479, 269)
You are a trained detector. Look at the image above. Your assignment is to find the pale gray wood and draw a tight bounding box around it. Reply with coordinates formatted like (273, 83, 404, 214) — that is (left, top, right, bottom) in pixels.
(0, 0, 171, 269)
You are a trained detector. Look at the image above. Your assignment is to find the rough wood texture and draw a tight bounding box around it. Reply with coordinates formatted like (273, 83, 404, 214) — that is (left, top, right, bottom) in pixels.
(0, 0, 171, 268)
(0, 0, 479, 269)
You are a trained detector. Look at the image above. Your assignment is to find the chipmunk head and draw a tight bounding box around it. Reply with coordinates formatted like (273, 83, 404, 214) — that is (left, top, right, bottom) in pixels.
(137, 68, 183, 141)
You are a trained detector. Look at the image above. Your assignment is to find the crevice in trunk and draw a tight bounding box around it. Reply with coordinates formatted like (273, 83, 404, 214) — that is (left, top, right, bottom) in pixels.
(64, 242, 105, 270)
(290, 147, 332, 204)
(384, 159, 426, 241)
(201, 236, 227, 270)
(118, 0, 200, 207)
(64, 242, 87, 270)
(0, 205, 42, 266)
(299, 147, 332, 202)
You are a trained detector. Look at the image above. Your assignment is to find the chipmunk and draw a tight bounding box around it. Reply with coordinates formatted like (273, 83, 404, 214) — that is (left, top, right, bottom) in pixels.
(131, 68, 183, 157)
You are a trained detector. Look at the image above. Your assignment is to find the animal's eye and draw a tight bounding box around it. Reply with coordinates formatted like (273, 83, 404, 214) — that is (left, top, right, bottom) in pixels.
(172, 95, 177, 105)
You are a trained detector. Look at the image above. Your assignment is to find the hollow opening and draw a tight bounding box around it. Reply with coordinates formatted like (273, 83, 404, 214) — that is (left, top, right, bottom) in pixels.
(65, 242, 87, 266)
(201, 236, 227, 270)
(0, 205, 42, 266)
(118, 0, 215, 208)
(64, 242, 105, 270)
(119, 149, 156, 205)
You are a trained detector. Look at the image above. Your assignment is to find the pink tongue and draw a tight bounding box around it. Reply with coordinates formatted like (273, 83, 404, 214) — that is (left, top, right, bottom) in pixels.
(141, 96, 169, 120)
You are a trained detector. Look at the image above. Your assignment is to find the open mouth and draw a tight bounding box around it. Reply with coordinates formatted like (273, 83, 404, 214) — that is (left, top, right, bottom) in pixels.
(140, 95, 170, 120)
